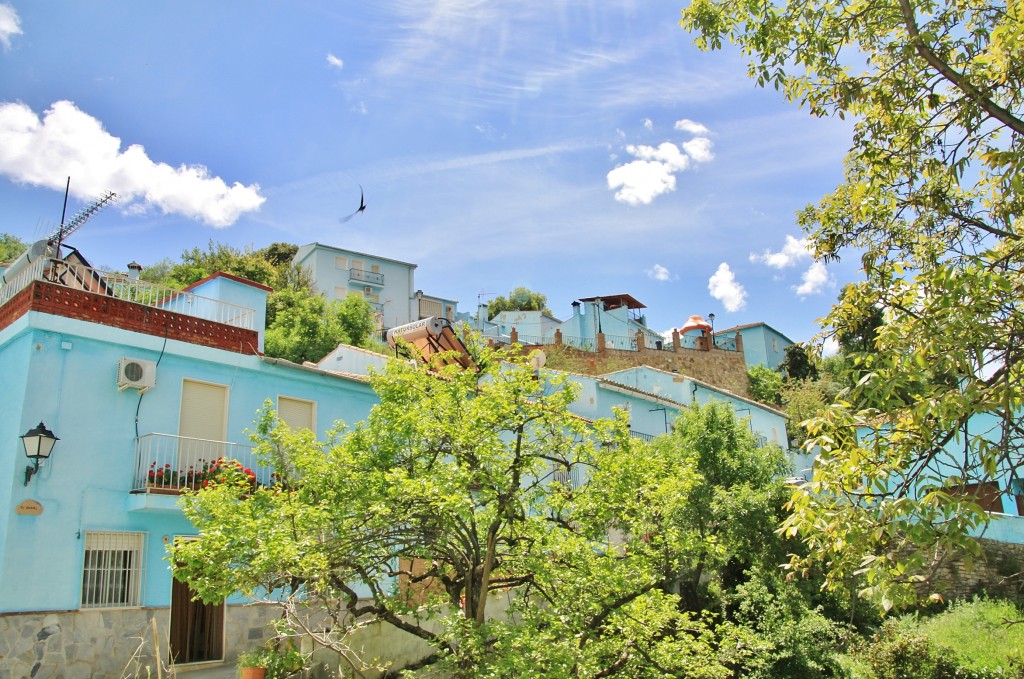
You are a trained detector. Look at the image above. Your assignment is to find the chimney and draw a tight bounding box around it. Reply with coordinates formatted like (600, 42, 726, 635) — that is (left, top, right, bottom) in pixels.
(127, 261, 142, 281)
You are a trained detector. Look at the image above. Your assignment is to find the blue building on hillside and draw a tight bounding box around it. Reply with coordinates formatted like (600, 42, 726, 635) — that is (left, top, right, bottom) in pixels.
(716, 322, 794, 370)
(0, 252, 377, 675)
(293, 242, 458, 334)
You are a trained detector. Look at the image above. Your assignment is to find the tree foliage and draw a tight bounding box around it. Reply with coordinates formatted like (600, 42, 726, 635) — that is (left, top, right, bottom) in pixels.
(264, 291, 375, 364)
(748, 364, 784, 406)
(487, 286, 551, 318)
(780, 344, 818, 382)
(0, 233, 28, 263)
(170, 346, 831, 677)
(137, 240, 372, 360)
(681, 0, 1024, 609)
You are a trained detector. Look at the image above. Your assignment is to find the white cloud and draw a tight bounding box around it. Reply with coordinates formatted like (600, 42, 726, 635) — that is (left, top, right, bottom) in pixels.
(0, 3, 22, 50)
(0, 100, 265, 227)
(794, 261, 833, 297)
(606, 123, 714, 205)
(750, 234, 812, 269)
(607, 159, 679, 206)
(646, 263, 675, 282)
(326, 53, 344, 70)
(674, 119, 709, 136)
(642, 118, 653, 131)
(708, 262, 747, 312)
(681, 137, 714, 163)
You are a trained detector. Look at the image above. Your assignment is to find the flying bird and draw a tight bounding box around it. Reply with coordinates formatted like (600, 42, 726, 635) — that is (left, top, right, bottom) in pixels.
(340, 185, 367, 223)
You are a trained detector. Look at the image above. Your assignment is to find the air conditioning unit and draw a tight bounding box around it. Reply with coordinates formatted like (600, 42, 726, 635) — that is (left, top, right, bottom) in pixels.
(117, 357, 156, 393)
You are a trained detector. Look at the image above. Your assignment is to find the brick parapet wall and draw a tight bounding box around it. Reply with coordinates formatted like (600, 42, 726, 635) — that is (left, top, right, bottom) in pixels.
(0, 283, 32, 334)
(0, 281, 259, 355)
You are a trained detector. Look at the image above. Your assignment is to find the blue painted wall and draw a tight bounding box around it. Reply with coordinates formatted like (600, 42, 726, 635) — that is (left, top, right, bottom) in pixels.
(600, 366, 790, 450)
(294, 243, 417, 329)
(726, 324, 793, 370)
(0, 311, 377, 613)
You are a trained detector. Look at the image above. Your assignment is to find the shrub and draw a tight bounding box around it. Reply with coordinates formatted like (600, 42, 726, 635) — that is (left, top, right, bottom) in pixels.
(859, 615, 1021, 679)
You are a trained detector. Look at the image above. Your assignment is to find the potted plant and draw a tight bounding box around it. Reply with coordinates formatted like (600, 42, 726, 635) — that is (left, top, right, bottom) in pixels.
(236, 646, 274, 679)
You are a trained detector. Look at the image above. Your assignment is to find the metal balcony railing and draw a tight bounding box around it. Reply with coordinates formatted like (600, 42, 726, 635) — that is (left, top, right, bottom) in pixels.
(714, 335, 738, 351)
(132, 433, 269, 494)
(561, 335, 595, 351)
(0, 258, 256, 329)
(349, 268, 384, 286)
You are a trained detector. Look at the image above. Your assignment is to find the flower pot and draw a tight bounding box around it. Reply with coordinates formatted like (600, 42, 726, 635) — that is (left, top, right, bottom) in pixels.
(145, 483, 182, 495)
(239, 668, 266, 679)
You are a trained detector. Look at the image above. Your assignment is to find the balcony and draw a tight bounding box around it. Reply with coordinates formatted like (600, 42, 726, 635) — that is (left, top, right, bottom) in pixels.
(131, 433, 271, 495)
(349, 268, 384, 286)
(0, 258, 260, 354)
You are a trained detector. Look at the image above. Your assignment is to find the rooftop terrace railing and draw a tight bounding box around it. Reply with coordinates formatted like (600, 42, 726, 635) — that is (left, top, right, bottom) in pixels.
(0, 258, 256, 330)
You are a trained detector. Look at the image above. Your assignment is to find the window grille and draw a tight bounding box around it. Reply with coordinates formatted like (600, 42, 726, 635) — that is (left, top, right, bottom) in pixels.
(81, 531, 145, 608)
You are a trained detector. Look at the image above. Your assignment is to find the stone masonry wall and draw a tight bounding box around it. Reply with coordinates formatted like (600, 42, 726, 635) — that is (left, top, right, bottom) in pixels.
(0, 604, 277, 678)
(927, 538, 1024, 602)
(537, 343, 752, 399)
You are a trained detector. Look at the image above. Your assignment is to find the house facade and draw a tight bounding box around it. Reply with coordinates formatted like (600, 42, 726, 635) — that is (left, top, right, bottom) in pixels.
(293, 243, 459, 333)
(0, 255, 377, 675)
(716, 322, 794, 370)
(559, 295, 665, 351)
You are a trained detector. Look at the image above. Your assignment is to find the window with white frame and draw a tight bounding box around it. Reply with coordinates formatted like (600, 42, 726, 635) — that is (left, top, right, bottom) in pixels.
(81, 531, 145, 608)
(335, 256, 348, 270)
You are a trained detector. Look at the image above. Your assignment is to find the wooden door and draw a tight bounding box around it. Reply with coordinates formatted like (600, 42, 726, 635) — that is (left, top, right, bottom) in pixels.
(169, 574, 224, 664)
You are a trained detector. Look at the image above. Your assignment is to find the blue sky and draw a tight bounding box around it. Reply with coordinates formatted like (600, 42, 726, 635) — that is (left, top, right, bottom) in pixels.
(0, 1, 859, 345)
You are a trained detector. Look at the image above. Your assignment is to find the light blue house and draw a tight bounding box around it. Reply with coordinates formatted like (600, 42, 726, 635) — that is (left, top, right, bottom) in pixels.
(293, 242, 458, 332)
(490, 309, 562, 345)
(851, 412, 1024, 546)
(0, 252, 378, 674)
(583, 366, 789, 450)
(716, 322, 794, 370)
(558, 295, 665, 351)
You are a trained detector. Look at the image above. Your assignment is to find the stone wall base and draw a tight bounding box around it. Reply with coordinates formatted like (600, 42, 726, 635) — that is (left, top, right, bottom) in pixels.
(0, 603, 278, 678)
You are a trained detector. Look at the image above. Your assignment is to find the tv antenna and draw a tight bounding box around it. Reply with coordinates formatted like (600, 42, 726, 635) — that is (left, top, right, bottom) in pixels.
(47, 178, 118, 253)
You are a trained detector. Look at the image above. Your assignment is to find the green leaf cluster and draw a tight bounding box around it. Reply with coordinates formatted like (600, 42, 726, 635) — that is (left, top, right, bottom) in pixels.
(681, 0, 1024, 610)
(486, 286, 552, 318)
(748, 364, 784, 405)
(138, 240, 376, 361)
(0, 232, 28, 263)
(170, 346, 834, 677)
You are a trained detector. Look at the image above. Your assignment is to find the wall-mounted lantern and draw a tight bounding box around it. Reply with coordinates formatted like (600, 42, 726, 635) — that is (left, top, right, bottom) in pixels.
(21, 422, 59, 486)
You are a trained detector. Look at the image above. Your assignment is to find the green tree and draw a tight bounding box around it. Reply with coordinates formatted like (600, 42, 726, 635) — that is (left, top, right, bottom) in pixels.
(649, 402, 792, 610)
(681, 0, 1024, 609)
(780, 344, 818, 382)
(170, 349, 822, 677)
(748, 364, 784, 405)
(487, 286, 551, 318)
(255, 241, 298, 268)
(136, 257, 176, 285)
(263, 291, 375, 363)
(0, 233, 28, 263)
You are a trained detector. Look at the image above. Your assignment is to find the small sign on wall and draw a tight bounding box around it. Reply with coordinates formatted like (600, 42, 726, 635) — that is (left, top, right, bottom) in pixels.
(16, 499, 43, 516)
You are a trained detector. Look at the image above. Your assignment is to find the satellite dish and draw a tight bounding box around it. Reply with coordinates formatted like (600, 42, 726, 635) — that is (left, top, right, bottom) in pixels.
(529, 350, 546, 371)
